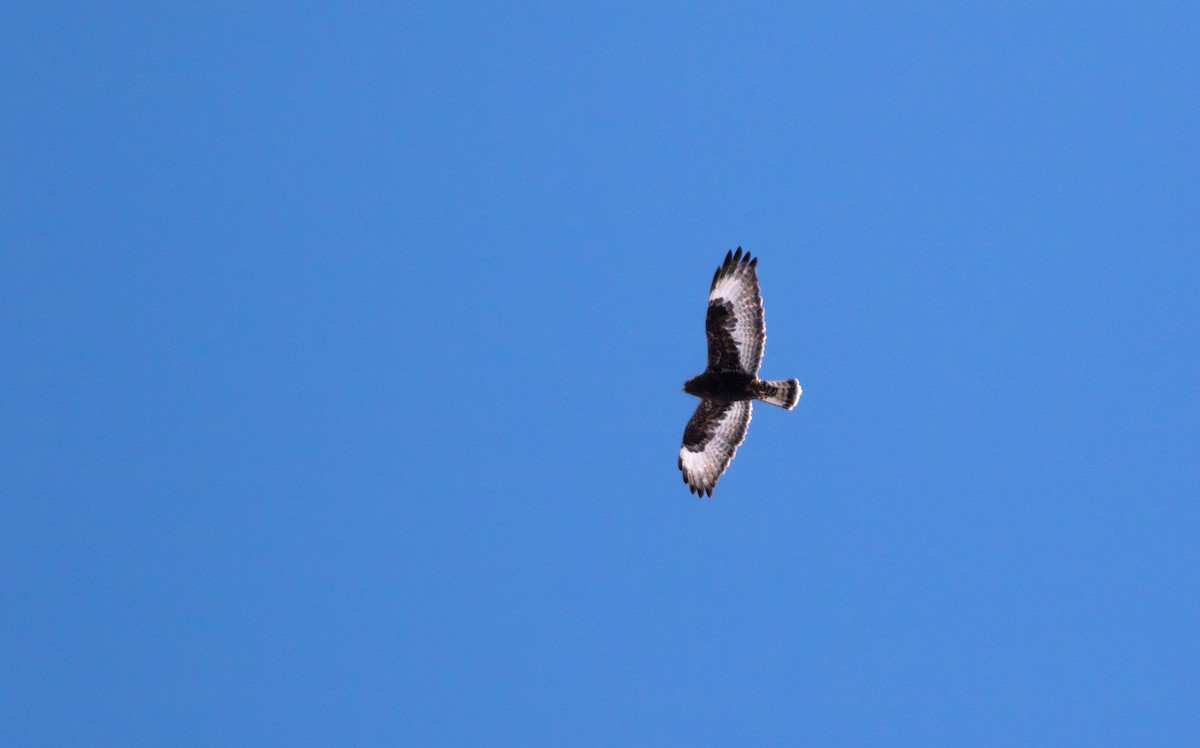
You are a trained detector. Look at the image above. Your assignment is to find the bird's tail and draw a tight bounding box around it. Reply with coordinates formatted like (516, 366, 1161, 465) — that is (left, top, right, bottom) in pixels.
(753, 379, 801, 409)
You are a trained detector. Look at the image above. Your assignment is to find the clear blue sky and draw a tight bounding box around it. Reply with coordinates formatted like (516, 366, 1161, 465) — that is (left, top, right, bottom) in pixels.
(2, 3, 1197, 745)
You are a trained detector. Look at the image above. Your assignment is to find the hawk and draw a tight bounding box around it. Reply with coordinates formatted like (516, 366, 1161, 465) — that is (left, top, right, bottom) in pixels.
(679, 248, 801, 496)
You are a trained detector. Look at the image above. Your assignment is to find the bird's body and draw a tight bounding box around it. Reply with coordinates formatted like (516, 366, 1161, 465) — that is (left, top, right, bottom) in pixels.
(682, 370, 755, 401)
(678, 248, 801, 497)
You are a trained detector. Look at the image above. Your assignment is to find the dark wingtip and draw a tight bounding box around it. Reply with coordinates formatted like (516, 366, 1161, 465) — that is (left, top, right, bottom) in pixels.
(706, 487, 713, 497)
(749, 255, 757, 268)
(733, 247, 742, 263)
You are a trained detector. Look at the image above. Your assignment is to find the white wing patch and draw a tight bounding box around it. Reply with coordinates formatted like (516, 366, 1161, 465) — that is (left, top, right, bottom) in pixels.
(708, 250, 765, 375)
(679, 400, 752, 496)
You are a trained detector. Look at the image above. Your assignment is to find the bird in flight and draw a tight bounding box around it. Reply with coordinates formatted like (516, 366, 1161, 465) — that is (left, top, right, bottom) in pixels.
(679, 248, 801, 496)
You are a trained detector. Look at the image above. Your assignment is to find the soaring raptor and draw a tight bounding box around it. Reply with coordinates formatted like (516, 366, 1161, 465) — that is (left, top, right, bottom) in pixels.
(679, 248, 801, 496)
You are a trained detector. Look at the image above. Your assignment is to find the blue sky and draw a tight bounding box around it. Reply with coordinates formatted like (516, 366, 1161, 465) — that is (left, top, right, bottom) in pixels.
(2, 2, 1198, 745)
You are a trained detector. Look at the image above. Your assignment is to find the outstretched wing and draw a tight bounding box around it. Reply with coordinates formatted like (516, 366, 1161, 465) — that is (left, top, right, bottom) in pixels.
(705, 247, 765, 375)
(678, 399, 752, 497)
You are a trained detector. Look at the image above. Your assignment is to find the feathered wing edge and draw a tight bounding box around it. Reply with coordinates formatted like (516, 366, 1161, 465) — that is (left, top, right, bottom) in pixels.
(710, 246, 758, 290)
